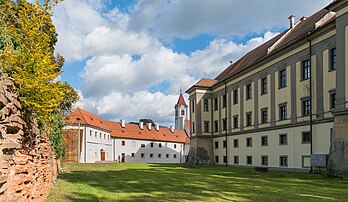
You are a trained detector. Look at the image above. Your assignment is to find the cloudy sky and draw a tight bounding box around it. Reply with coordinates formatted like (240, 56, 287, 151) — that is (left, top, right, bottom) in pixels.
(51, 0, 332, 126)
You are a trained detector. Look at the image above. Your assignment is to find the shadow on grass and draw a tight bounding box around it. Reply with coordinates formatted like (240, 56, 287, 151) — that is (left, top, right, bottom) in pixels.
(56, 163, 348, 201)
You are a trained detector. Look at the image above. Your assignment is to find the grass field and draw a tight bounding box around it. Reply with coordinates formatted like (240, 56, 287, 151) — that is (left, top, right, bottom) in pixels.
(47, 163, 348, 202)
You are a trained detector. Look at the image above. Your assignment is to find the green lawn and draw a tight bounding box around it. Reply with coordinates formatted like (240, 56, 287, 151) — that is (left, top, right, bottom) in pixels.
(48, 163, 348, 202)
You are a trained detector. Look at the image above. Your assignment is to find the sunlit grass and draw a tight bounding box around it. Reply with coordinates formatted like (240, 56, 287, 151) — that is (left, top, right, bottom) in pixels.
(48, 163, 348, 201)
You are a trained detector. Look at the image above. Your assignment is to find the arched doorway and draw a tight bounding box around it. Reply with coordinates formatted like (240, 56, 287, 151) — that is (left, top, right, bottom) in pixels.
(100, 149, 105, 161)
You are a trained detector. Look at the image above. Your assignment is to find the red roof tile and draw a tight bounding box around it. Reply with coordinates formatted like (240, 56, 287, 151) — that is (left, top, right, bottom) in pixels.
(65, 108, 111, 131)
(176, 92, 188, 107)
(185, 119, 190, 131)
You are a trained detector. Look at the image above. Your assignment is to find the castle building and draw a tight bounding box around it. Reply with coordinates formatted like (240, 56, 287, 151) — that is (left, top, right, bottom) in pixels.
(186, 0, 348, 175)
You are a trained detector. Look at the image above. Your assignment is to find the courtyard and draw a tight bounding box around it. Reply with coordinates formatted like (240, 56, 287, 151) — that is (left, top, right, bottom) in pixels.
(47, 163, 348, 201)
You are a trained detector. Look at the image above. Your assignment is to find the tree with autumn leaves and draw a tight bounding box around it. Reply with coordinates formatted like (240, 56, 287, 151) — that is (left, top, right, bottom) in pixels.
(0, 0, 78, 158)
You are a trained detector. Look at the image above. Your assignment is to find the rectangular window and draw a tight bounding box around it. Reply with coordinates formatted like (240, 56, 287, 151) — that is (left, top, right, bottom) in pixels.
(215, 156, 219, 164)
(174, 144, 177, 149)
(261, 136, 268, 147)
(100, 132, 102, 138)
(131, 153, 135, 158)
(261, 108, 268, 124)
(90, 130, 92, 136)
(302, 132, 311, 144)
(173, 154, 177, 158)
(233, 139, 239, 148)
(246, 84, 252, 100)
(166, 154, 169, 158)
(222, 95, 227, 108)
(279, 134, 288, 145)
(246, 137, 252, 147)
(222, 119, 227, 131)
(223, 156, 227, 164)
(330, 92, 336, 109)
(131, 141, 135, 147)
(203, 99, 209, 111)
(121, 141, 125, 146)
(141, 144, 145, 148)
(279, 105, 287, 120)
(302, 59, 310, 80)
(159, 143, 162, 148)
(279, 69, 287, 88)
(192, 122, 195, 133)
(204, 121, 209, 133)
(233, 90, 238, 104)
(223, 140, 227, 148)
(233, 116, 238, 129)
(214, 120, 219, 132)
(261, 77, 268, 95)
(246, 113, 252, 126)
(141, 153, 145, 158)
(95, 132, 97, 137)
(330, 48, 336, 70)
(151, 142, 154, 147)
(234, 156, 239, 164)
(214, 98, 218, 111)
(261, 155, 268, 166)
(158, 154, 162, 158)
(150, 153, 154, 158)
(302, 99, 311, 116)
(280, 156, 288, 167)
(247, 156, 252, 165)
(214, 141, 219, 149)
(192, 100, 195, 113)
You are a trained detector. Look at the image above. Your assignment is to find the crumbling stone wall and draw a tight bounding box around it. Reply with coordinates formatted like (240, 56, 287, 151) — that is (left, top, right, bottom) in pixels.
(0, 73, 59, 201)
(188, 137, 214, 164)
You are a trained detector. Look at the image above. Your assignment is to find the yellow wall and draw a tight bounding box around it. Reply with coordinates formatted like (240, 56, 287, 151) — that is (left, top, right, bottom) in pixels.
(323, 49, 336, 118)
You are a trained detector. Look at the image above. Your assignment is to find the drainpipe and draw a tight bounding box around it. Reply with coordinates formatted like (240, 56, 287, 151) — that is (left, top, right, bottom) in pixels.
(84, 126, 87, 163)
(307, 35, 313, 172)
(76, 118, 81, 163)
(224, 82, 228, 166)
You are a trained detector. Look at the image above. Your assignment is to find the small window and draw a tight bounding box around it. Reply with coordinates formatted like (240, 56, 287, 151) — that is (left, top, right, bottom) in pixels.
(215, 141, 219, 149)
(233, 90, 238, 104)
(302, 132, 311, 144)
(166, 154, 169, 158)
(141, 144, 145, 148)
(222, 119, 227, 131)
(131, 153, 135, 158)
(215, 156, 219, 163)
(192, 122, 195, 133)
(214, 98, 218, 111)
(246, 84, 252, 100)
(233, 139, 239, 148)
(261, 155, 268, 166)
(261, 77, 268, 95)
(234, 156, 239, 164)
(203, 99, 209, 111)
(100, 132, 102, 138)
(192, 100, 195, 113)
(246, 113, 252, 126)
(330, 92, 336, 109)
(223, 140, 227, 148)
(150, 142, 154, 147)
(214, 120, 219, 132)
(330, 48, 336, 70)
(279, 69, 287, 88)
(95, 132, 97, 137)
(173, 154, 177, 158)
(261, 136, 268, 147)
(121, 141, 125, 146)
(261, 109, 268, 124)
(181, 110, 185, 116)
(159, 143, 162, 148)
(174, 144, 177, 149)
(141, 153, 145, 158)
(222, 95, 227, 108)
(247, 156, 252, 165)
(89, 130, 92, 136)
(158, 154, 162, 158)
(246, 137, 252, 147)
(279, 134, 288, 145)
(131, 141, 135, 147)
(150, 153, 154, 158)
(204, 121, 209, 133)
(279, 105, 287, 120)
(302, 99, 311, 116)
(104, 134, 106, 139)
(302, 59, 310, 80)
(223, 156, 227, 164)
(233, 116, 239, 129)
(280, 156, 288, 167)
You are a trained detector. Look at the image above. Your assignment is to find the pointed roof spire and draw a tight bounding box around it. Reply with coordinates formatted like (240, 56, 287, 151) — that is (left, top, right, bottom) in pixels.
(176, 90, 188, 107)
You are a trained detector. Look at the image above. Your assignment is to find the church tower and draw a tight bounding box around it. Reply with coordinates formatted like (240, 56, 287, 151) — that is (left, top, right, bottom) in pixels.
(175, 90, 188, 130)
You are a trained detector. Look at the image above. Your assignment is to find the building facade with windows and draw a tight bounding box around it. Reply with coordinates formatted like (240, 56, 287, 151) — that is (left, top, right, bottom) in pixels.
(186, 1, 348, 174)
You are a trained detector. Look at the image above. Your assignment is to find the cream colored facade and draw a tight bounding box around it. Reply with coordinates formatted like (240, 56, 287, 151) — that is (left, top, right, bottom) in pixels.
(187, 2, 348, 171)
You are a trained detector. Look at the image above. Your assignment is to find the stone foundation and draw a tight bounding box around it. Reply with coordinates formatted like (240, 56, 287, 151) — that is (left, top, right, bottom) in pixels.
(188, 136, 214, 164)
(0, 73, 59, 201)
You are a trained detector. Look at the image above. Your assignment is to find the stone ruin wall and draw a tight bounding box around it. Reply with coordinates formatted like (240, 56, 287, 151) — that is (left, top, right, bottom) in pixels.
(0, 73, 59, 201)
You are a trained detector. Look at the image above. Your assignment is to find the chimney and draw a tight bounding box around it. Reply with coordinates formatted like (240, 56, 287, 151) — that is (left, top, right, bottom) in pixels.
(139, 122, 144, 130)
(155, 123, 159, 131)
(146, 123, 152, 130)
(289, 15, 295, 29)
(120, 119, 126, 128)
(170, 126, 174, 133)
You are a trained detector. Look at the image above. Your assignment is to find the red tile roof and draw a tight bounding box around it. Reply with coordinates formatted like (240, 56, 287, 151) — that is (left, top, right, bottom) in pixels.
(65, 108, 189, 144)
(176, 92, 188, 107)
(185, 119, 190, 131)
(195, 78, 217, 87)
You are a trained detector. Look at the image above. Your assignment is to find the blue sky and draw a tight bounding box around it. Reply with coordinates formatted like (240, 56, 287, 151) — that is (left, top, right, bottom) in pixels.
(51, 0, 332, 126)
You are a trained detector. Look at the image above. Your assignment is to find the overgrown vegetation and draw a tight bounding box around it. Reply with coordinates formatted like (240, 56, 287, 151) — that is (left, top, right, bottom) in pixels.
(0, 0, 78, 159)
